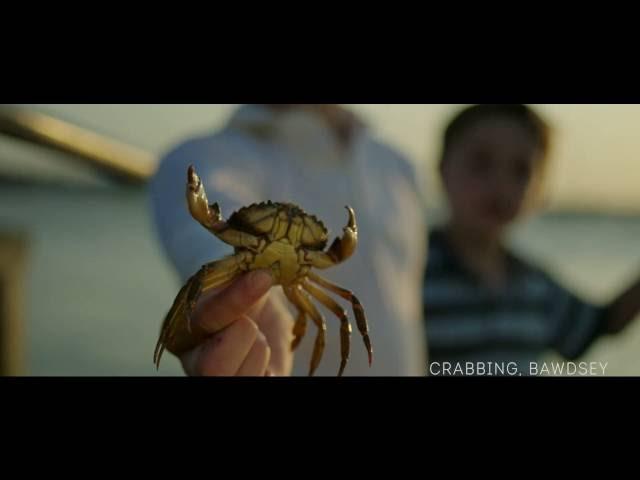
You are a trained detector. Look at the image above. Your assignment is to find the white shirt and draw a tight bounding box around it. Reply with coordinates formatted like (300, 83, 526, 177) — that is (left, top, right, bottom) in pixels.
(149, 105, 428, 376)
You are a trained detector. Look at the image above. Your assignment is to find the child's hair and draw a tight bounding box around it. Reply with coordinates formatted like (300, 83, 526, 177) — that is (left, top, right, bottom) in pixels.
(439, 104, 553, 208)
(441, 104, 551, 165)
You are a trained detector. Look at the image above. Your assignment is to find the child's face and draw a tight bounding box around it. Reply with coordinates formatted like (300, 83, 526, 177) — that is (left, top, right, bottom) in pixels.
(441, 117, 543, 236)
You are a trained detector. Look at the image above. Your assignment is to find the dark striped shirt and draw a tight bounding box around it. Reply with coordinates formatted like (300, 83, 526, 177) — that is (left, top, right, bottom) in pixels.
(423, 229, 606, 374)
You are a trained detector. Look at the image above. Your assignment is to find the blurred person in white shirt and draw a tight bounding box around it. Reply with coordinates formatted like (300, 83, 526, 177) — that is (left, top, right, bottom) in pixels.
(149, 104, 428, 376)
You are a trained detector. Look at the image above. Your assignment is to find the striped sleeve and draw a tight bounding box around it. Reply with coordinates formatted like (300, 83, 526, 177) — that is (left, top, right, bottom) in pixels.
(548, 280, 607, 360)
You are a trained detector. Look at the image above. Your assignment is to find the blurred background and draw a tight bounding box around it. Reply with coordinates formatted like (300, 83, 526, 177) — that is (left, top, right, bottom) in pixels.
(0, 104, 638, 376)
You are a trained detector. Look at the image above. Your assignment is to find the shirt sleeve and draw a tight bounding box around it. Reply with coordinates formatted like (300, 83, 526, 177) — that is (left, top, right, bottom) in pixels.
(148, 131, 268, 282)
(548, 277, 607, 360)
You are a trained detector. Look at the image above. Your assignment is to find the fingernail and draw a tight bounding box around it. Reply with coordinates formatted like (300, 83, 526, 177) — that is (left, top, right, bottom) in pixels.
(248, 270, 273, 295)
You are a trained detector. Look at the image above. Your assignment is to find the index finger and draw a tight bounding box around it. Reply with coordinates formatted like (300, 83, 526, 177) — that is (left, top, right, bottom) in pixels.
(192, 269, 274, 334)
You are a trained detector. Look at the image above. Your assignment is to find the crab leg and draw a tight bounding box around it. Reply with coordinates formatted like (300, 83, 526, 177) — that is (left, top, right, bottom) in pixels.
(283, 287, 309, 352)
(287, 285, 326, 377)
(302, 281, 352, 377)
(307, 272, 372, 367)
(154, 255, 244, 369)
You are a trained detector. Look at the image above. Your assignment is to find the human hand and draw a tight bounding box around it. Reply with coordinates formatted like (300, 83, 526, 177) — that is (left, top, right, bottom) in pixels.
(179, 270, 294, 376)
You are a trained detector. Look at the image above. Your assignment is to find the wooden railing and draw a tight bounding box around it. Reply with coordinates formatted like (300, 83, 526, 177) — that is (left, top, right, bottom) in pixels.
(0, 106, 157, 184)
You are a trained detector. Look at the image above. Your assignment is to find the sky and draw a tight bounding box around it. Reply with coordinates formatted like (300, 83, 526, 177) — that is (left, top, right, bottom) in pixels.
(12, 104, 640, 214)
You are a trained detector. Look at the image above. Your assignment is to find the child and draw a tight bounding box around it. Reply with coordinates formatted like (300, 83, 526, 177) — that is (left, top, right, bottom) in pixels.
(424, 104, 640, 375)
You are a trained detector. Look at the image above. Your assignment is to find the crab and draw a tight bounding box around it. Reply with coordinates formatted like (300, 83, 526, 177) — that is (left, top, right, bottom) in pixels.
(154, 165, 372, 376)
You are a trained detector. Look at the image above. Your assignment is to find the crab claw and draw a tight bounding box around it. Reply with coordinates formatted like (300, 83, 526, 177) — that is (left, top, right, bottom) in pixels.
(344, 205, 357, 232)
(187, 164, 197, 186)
(324, 206, 358, 264)
(186, 165, 222, 229)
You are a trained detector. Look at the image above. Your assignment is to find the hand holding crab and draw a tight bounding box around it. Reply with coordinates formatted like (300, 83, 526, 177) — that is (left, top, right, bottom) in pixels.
(176, 270, 294, 377)
(154, 165, 373, 376)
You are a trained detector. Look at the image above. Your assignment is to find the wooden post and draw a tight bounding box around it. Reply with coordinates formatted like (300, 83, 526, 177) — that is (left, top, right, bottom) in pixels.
(0, 234, 28, 376)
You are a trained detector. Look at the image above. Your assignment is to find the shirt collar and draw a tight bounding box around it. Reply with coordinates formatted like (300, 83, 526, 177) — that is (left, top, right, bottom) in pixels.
(226, 104, 366, 166)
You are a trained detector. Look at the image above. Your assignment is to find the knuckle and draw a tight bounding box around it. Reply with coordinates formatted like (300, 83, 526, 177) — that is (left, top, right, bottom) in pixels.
(254, 339, 271, 365)
(254, 331, 269, 349)
(194, 334, 227, 376)
(252, 330, 270, 354)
